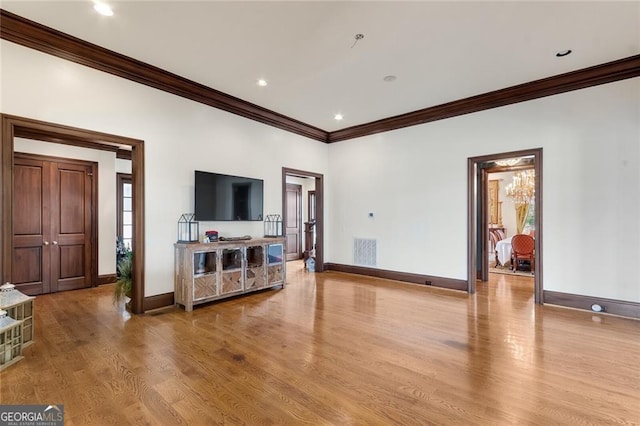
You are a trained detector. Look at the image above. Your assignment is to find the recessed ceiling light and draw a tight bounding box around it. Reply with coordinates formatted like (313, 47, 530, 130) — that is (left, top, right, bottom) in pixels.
(334, 114, 343, 121)
(383, 75, 397, 82)
(257, 79, 268, 87)
(93, 1, 113, 16)
(556, 49, 572, 57)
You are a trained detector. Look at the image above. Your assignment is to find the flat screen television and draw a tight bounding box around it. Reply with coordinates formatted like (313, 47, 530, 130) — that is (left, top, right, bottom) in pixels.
(195, 170, 264, 221)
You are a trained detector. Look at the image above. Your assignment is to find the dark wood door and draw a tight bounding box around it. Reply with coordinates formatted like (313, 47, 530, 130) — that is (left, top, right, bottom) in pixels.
(285, 183, 301, 261)
(13, 154, 94, 295)
(12, 157, 51, 295)
(52, 162, 93, 292)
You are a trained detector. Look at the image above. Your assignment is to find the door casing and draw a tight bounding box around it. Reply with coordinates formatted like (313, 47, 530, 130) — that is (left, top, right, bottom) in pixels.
(282, 168, 324, 272)
(1, 114, 146, 314)
(467, 148, 543, 303)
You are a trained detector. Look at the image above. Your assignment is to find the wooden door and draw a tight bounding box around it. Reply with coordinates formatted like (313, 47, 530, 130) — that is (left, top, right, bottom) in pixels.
(12, 157, 51, 295)
(51, 162, 93, 292)
(12, 154, 94, 295)
(285, 183, 301, 261)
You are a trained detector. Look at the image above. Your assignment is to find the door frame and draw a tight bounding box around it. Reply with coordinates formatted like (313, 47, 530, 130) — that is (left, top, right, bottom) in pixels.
(282, 167, 324, 272)
(467, 148, 543, 304)
(1, 114, 146, 314)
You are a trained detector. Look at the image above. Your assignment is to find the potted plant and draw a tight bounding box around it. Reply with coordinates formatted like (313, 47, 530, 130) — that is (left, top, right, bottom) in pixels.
(114, 246, 133, 309)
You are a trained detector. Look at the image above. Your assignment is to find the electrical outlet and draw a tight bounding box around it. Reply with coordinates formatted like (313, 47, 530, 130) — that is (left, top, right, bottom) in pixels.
(425, 280, 432, 285)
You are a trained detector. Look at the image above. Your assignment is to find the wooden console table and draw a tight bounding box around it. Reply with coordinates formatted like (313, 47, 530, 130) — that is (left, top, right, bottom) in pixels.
(174, 238, 286, 312)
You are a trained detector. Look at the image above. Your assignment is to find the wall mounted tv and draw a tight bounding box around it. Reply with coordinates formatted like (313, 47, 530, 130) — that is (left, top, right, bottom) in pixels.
(195, 170, 264, 221)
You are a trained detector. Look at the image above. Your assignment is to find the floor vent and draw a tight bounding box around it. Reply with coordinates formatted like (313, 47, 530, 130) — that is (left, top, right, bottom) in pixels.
(354, 238, 377, 267)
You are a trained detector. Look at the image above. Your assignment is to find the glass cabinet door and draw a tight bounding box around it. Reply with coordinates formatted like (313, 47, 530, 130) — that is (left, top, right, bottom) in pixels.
(221, 248, 243, 294)
(267, 243, 284, 285)
(194, 251, 217, 275)
(193, 251, 217, 300)
(245, 246, 266, 290)
(246, 246, 264, 268)
(267, 243, 283, 265)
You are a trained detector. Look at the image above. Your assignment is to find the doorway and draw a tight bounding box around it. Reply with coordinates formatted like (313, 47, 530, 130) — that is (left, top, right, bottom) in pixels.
(486, 163, 535, 276)
(282, 168, 324, 271)
(1, 114, 146, 314)
(13, 153, 97, 295)
(467, 148, 543, 303)
(285, 183, 302, 261)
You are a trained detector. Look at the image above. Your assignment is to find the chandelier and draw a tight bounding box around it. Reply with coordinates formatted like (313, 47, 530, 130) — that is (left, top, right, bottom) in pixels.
(505, 169, 535, 204)
(495, 157, 521, 167)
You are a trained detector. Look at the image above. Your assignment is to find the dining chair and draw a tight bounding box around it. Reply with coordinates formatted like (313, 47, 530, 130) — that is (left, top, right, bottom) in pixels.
(511, 234, 535, 273)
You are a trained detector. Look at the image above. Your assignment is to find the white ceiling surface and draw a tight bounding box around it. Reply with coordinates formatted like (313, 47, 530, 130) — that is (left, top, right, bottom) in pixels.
(3, 1, 639, 132)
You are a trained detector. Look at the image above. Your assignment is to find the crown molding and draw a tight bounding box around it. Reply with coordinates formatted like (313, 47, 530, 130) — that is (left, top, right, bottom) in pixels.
(0, 9, 328, 142)
(2, 9, 639, 145)
(328, 54, 640, 142)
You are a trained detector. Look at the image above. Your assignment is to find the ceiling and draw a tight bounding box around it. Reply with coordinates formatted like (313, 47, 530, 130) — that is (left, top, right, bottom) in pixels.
(2, 1, 639, 132)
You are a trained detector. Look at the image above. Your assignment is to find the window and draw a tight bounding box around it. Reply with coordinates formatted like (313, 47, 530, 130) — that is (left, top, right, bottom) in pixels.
(117, 173, 133, 250)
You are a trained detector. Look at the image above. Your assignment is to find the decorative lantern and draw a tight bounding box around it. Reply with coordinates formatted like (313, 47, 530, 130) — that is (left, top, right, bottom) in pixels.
(0, 283, 35, 347)
(0, 309, 23, 370)
(177, 213, 199, 243)
(264, 214, 283, 237)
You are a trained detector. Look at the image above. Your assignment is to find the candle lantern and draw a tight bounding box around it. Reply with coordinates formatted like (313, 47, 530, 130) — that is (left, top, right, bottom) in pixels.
(177, 213, 199, 243)
(0, 283, 35, 347)
(264, 214, 283, 237)
(0, 309, 23, 371)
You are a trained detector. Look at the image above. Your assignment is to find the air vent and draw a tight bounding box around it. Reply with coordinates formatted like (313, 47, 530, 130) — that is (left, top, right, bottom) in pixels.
(354, 238, 377, 267)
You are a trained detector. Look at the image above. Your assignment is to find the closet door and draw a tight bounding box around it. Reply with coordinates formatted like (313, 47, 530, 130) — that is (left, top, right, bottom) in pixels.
(13, 154, 94, 295)
(12, 157, 52, 295)
(51, 161, 93, 292)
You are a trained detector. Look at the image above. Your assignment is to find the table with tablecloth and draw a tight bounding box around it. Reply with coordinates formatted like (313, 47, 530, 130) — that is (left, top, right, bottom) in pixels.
(495, 237, 512, 267)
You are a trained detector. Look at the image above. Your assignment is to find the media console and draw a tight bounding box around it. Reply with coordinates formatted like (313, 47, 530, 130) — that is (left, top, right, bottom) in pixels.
(174, 238, 286, 312)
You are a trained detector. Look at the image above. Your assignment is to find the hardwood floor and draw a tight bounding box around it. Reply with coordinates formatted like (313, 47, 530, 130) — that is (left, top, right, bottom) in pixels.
(2, 261, 639, 425)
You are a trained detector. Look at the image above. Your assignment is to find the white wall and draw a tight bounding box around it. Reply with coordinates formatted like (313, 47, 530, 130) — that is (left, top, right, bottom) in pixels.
(2, 41, 329, 297)
(328, 78, 640, 303)
(14, 138, 117, 276)
(116, 158, 132, 174)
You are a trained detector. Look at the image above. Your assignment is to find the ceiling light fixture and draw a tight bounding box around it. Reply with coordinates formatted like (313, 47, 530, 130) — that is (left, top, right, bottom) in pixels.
(334, 114, 344, 121)
(495, 158, 521, 167)
(556, 49, 572, 57)
(93, 1, 114, 16)
(257, 79, 268, 87)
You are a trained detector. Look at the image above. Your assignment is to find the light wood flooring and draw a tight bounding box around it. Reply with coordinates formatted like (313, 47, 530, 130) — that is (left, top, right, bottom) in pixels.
(1, 261, 639, 425)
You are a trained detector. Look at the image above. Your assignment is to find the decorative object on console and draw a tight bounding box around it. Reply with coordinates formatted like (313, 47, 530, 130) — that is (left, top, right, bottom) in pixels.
(0, 309, 23, 370)
(0, 282, 34, 348)
(505, 169, 535, 234)
(205, 230, 218, 242)
(219, 235, 252, 241)
(264, 214, 283, 237)
(177, 213, 199, 243)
